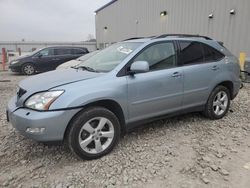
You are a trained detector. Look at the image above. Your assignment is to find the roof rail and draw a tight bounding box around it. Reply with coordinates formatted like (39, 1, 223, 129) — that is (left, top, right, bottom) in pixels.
(217, 41, 224, 46)
(123, 35, 158, 41)
(154, 34, 212, 40)
(123, 37, 145, 41)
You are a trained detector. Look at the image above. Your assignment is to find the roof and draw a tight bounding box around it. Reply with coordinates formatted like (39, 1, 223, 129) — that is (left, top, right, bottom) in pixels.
(122, 34, 213, 43)
(95, 0, 118, 13)
(124, 37, 206, 44)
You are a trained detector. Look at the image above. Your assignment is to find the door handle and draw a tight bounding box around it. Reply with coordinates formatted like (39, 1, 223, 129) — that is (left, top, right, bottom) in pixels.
(172, 72, 182, 77)
(52, 58, 60, 61)
(212, 65, 219, 71)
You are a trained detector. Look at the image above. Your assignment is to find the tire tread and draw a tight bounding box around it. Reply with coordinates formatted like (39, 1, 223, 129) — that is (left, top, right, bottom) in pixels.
(204, 85, 230, 120)
(67, 107, 120, 160)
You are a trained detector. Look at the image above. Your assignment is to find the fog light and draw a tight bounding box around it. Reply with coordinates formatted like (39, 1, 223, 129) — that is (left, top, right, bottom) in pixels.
(26, 127, 45, 134)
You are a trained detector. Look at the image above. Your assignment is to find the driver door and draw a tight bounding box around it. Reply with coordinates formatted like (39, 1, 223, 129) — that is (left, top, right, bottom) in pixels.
(127, 42, 183, 122)
(33, 48, 58, 72)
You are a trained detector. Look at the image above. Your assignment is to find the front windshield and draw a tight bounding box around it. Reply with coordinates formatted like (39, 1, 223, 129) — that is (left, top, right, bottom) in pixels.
(29, 48, 44, 56)
(76, 42, 142, 72)
(77, 50, 100, 61)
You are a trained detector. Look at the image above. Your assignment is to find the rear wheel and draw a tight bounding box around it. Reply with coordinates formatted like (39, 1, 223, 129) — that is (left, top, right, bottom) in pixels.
(204, 85, 230, 119)
(22, 63, 35, 75)
(67, 107, 120, 160)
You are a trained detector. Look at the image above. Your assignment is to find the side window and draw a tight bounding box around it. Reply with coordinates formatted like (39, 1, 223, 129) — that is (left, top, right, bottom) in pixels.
(133, 42, 176, 71)
(54, 49, 64, 55)
(54, 48, 72, 55)
(203, 44, 224, 62)
(73, 49, 85, 55)
(179, 41, 204, 65)
(38, 48, 54, 56)
(62, 49, 72, 55)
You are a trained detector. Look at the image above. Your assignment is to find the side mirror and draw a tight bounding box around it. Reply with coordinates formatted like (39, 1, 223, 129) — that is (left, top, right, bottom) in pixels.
(129, 61, 149, 75)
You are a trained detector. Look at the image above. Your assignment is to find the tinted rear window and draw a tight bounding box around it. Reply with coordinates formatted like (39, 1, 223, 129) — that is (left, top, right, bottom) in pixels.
(203, 44, 224, 62)
(179, 41, 204, 65)
(54, 48, 72, 55)
(179, 41, 225, 65)
(73, 48, 87, 55)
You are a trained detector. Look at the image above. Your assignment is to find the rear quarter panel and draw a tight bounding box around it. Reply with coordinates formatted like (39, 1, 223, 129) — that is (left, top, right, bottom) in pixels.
(208, 59, 241, 99)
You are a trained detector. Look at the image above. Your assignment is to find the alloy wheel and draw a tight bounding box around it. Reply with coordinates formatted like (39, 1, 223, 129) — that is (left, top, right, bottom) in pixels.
(23, 65, 35, 75)
(213, 91, 229, 116)
(78, 117, 114, 154)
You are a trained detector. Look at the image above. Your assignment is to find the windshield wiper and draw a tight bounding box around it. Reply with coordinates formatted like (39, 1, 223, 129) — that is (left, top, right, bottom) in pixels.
(72, 65, 99, 72)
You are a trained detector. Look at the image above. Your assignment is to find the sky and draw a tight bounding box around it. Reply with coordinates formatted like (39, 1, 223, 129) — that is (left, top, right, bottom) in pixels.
(0, 0, 110, 42)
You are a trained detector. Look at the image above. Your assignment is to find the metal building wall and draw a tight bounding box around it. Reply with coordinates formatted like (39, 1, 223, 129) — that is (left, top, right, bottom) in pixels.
(95, 0, 250, 56)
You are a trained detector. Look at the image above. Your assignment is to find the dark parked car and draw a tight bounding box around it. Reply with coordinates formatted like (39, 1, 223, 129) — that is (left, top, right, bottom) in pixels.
(9, 46, 89, 75)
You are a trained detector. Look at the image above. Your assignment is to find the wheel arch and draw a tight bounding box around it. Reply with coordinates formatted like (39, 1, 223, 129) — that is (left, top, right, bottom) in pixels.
(21, 62, 36, 74)
(64, 99, 126, 141)
(213, 81, 234, 99)
(21, 62, 35, 67)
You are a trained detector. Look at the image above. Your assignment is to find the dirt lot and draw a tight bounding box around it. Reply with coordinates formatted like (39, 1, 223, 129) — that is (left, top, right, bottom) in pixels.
(0, 71, 250, 188)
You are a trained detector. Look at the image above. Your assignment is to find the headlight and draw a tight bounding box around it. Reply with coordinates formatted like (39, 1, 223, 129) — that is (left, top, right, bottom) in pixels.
(25, 90, 64, 110)
(11, 60, 19, 65)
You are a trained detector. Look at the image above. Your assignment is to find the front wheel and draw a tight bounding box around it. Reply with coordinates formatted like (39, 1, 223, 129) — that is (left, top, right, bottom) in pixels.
(204, 85, 230, 120)
(67, 107, 121, 160)
(22, 63, 35, 75)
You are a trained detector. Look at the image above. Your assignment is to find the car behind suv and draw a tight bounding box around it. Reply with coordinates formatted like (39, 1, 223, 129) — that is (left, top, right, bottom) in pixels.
(7, 34, 241, 159)
(9, 46, 89, 75)
(56, 50, 100, 70)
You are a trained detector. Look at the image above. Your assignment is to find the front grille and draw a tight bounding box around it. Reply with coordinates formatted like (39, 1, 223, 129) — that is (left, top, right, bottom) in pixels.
(17, 87, 26, 99)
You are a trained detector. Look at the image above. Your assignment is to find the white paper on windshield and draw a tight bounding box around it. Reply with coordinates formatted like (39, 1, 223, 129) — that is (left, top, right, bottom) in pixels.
(117, 46, 133, 54)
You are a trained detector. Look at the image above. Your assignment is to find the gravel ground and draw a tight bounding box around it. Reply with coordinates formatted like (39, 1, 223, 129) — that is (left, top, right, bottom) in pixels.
(0, 71, 250, 188)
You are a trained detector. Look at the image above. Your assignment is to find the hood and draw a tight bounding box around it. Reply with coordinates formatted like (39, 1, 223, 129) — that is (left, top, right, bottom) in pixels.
(13, 54, 31, 61)
(19, 68, 104, 93)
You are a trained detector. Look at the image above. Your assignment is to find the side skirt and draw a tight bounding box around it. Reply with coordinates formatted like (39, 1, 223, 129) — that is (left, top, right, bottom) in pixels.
(125, 105, 204, 132)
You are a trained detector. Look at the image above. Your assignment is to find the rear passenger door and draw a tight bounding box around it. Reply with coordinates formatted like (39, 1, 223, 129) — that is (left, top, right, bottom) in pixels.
(179, 41, 225, 109)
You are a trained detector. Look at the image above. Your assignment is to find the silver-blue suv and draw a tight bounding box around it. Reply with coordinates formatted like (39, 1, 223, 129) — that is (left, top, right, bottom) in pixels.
(7, 35, 241, 159)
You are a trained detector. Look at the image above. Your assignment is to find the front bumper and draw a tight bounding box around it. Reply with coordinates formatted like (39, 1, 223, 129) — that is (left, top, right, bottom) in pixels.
(7, 96, 80, 142)
(9, 64, 22, 72)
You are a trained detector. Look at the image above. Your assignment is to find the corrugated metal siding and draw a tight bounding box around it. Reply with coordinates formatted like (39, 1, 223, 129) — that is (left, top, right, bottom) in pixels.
(96, 0, 250, 56)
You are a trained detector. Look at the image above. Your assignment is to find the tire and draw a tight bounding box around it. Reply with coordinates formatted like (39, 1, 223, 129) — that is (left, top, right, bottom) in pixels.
(22, 63, 35, 75)
(204, 85, 231, 120)
(67, 107, 121, 160)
